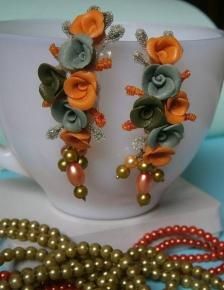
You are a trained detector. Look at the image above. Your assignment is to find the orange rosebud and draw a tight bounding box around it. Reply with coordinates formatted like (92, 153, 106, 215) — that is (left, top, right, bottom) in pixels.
(146, 35, 183, 64)
(122, 120, 137, 131)
(165, 91, 190, 124)
(49, 43, 60, 58)
(64, 71, 97, 111)
(143, 146, 175, 167)
(69, 10, 105, 42)
(60, 130, 91, 153)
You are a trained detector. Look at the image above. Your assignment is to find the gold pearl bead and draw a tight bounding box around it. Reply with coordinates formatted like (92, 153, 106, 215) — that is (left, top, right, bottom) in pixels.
(29, 221, 39, 230)
(110, 249, 123, 263)
(35, 249, 48, 261)
(82, 282, 95, 290)
(21, 286, 34, 290)
(0, 281, 10, 290)
(6, 227, 17, 239)
(25, 247, 37, 260)
(47, 237, 59, 249)
(0, 219, 10, 228)
(181, 275, 191, 288)
(89, 243, 101, 257)
(74, 185, 88, 200)
(77, 241, 89, 255)
(151, 269, 161, 280)
(37, 234, 49, 247)
(27, 231, 38, 242)
(18, 219, 29, 229)
(63, 149, 78, 163)
(109, 267, 122, 278)
(153, 169, 164, 182)
(155, 253, 167, 264)
(133, 275, 145, 286)
(75, 278, 85, 288)
(0, 228, 6, 239)
(34, 265, 48, 283)
(125, 155, 138, 169)
(17, 229, 27, 241)
(65, 243, 77, 258)
(127, 265, 141, 277)
(146, 247, 156, 258)
(49, 227, 60, 237)
(100, 245, 113, 259)
(103, 259, 112, 270)
(78, 156, 88, 169)
(137, 160, 151, 172)
(192, 266, 203, 278)
(89, 272, 97, 282)
(200, 285, 210, 290)
(21, 268, 35, 285)
(141, 265, 151, 276)
(121, 278, 129, 287)
(73, 262, 84, 277)
(180, 262, 192, 274)
(48, 265, 61, 280)
(97, 276, 107, 287)
(59, 234, 69, 243)
(125, 281, 135, 290)
(0, 253, 4, 266)
(201, 271, 211, 282)
(169, 271, 180, 282)
(9, 274, 23, 289)
(39, 224, 49, 234)
(43, 256, 56, 268)
(84, 259, 94, 274)
(138, 285, 151, 290)
(57, 159, 68, 171)
(127, 248, 139, 260)
(61, 264, 73, 279)
(165, 281, 177, 290)
(2, 249, 14, 261)
(161, 271, 169, 282)
(54, 249, 66, 264)
(191, 280, 201, 290)
(137, 193, 151, 206)
(10, 219, 19, 227)
(163, 261, 174, 272)
(14, 247, 26, 261)
(94, 258, 104, 271)
(116, 165, 130, 179)
(211, 277, 222, 288)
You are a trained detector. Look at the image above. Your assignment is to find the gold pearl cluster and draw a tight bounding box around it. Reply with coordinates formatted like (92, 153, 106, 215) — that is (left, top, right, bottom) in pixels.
(58, 147, 88, 200)
(116, 155, 164, 206)
(0, 218, 223, 290)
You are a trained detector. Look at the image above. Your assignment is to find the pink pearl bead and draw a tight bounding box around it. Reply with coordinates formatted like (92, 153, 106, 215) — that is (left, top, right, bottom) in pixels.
(136, 173, 152, 194)
(66, 162, 85, 186)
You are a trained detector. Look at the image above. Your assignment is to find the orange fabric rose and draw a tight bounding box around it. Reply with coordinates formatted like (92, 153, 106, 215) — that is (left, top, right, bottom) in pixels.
(60, 130, 91, 152)
(64, 71, 97, 111)
(69, 10, 105, 42)
(146, 35, 183, 64)
(165, 91, 189, 124)
(143, 146, 175, 167)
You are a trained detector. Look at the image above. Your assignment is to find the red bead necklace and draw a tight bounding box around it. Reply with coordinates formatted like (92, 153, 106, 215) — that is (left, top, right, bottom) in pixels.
(134, 225, 224, 275)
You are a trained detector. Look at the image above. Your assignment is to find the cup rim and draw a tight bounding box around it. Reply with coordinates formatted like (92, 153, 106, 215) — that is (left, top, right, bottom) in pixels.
(0, 19, 223, 43)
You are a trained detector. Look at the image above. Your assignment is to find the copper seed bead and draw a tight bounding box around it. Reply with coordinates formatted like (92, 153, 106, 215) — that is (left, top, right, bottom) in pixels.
(58, 158, 68, 172)
(29, 221, 39, 231)
(0, 281, 10, 290)
(65, 243, 77, 258)
(100, 245, 113, 259)
(2, 249, 14, 261)
(89, 243, 101, 257)
(78, 156, 88, 169)
(181, 275, 191, 288)
(61, 264, 73, 279)
(180, 262, 192, 274)
(37, 234, 49, 247)
(27, 231, 38, 243)
(6, 227, 17, 239)
(151, 269, 161, 280)
(34, 265, 48, 283)
(77, 241, 89, 255)
(39, 224, 49, 234)
(84, 259, 95, 274)
(26, 247, 37, 260)
(63, 149, 78, 163)
(17, 229, 27, 241)
(14, 247, 26, 260)
(47, 237, 59, 249)
(48, 265, 61, 280)
(191, 266, 203, 279)
(35, 249, 48, 261)
(73, 262, 84, 277)
(9, 273, 23, 289)
(127, 265, 141, 277)
(110, 249, 123, 263)
(18, 219, 30, 229)
(21, 268, 35, 285)
(54, 250, 66, 264)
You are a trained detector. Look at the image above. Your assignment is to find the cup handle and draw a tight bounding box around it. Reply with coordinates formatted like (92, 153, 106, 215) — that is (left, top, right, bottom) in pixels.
(0, 145, 30, 177)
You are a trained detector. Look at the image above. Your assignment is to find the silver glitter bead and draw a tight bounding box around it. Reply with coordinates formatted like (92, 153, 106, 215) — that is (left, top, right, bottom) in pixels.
(135, 28, 148, 48)
(46, 125, 63, 140)
(106, 24, 125, 42)
(163, 30, 174, 36)
(132, 136, 146, 153)
(103, 11, 114, 29)
(88, 123, 105, 142)
(133, 51, 149, 66)
(62, 21, 72, 37)
(87, 6, 101, 12)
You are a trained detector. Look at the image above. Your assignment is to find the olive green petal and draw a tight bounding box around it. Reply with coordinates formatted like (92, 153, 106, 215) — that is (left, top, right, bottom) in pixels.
(144, 107, 166, 131)
(133, 95, 163, 109)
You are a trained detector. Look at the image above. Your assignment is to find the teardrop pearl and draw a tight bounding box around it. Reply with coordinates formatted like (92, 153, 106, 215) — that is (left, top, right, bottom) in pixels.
(136, 173, 152, 194)
(66, 162, 85, 186)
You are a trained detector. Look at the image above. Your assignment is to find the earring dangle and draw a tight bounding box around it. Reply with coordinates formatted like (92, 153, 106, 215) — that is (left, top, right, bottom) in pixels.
(38, 7, 125, 201)
(116, 29, 197, 206)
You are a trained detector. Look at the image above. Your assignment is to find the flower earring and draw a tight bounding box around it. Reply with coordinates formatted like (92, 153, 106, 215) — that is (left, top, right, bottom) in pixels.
(38, 6, 125, 201)
(116, 29, 197, 206)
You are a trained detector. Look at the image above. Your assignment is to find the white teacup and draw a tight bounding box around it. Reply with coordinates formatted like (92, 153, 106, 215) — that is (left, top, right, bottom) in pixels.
(0, 20, 224, 219)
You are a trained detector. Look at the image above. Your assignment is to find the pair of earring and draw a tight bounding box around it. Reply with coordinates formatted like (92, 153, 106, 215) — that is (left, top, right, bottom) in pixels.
(38, 6, 196, 206)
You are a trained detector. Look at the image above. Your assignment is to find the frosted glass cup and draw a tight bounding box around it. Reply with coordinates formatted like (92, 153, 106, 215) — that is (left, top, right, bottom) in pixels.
(0, 21, 224, 219)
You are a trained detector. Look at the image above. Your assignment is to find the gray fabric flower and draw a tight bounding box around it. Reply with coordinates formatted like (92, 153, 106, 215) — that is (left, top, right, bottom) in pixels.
(142, 64, 181, 100)
(38, 63, 65, 102)
(51, 98, 88, 132)
(130, 96, 166, 132)
(146, 124, 184, 148)
(58, 34, 94, 70)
